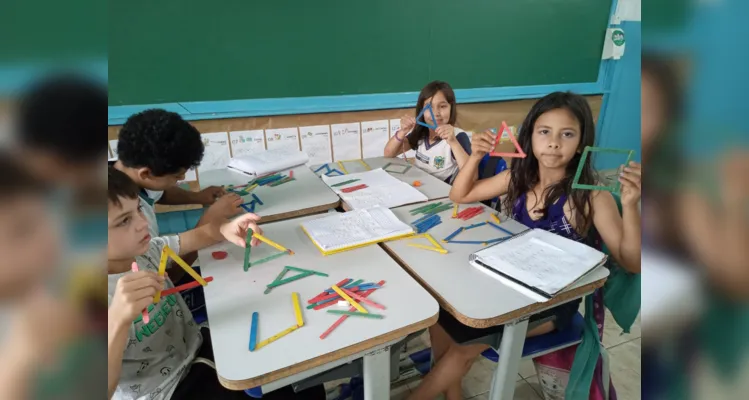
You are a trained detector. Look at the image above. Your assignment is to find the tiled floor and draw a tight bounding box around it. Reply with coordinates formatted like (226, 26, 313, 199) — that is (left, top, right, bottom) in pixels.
(325, 309, 641, 399)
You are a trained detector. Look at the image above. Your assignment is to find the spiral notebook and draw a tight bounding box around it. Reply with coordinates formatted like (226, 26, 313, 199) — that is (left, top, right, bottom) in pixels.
(469, 228, 607, 302)
(300, 207, 415, 255)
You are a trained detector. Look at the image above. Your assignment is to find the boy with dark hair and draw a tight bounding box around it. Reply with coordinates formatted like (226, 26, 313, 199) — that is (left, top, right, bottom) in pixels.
(111, 109, 241, 240)
(14, 73, 106, 188)
(107, 167, 324, 400)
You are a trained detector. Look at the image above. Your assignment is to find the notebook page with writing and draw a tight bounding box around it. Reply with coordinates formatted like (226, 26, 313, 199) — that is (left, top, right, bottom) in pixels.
(301, 207, 414, 253)
(470, 229, 606, 301)
(321, 168, 427, 209)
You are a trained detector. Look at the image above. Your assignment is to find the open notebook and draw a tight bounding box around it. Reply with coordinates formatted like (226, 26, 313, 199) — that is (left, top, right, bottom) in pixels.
(300, 207, 414, 255)
(227, 149, 309, 177)
(469, 228, 607, 303)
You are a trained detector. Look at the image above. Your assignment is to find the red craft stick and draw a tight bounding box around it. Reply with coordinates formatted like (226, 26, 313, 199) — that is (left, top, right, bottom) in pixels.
(289, 170, 294, 178)
(131, 262, 150, 324)
(161, 276, 214, 296)
(309, 286, 364, 305)
(308, 278, 350, 304)
(320, 280, 386, 339)
(341, 287, 386, 310)
(341, 184, 368, 193)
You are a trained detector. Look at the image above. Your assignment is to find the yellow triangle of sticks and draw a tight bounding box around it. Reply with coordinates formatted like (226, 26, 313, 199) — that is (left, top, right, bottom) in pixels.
(405, 233, 448, 254)
(153, 246, 208, 303)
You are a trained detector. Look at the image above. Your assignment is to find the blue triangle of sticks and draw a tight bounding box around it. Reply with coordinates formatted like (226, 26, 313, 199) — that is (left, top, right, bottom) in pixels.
(416, 104, 438, 130)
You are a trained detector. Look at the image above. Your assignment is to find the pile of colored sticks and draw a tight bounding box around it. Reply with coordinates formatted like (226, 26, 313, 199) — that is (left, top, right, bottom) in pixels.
(410, 202, 454, 216)
(226, 182, 258, 196)
(412, 213, 442, 233)
(307, 278, 387, 339)
(256, 171, 296, 187)
(453, 206, 484, 220)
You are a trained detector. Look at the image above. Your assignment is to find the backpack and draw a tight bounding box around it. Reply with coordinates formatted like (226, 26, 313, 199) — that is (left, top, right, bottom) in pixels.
(477, 154, 508, 212)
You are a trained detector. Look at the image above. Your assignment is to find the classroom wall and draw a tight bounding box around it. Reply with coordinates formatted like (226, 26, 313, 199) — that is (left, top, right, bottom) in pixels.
(594, 9, 642, 170)
(107, 96, 603, 185)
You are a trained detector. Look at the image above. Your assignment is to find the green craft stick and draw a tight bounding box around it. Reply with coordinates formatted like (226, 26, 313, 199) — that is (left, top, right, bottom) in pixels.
(413, 202, 443, 215)
(326, 310, 384, 319)
(264, 267, 291, 294)
(331, 179, 360, 188)
(243, 229, 253, 272)
(410, 202, 442, 214)
(269, 177, 296, 187)
(266, 271, 314, 288)
(425, 204, 453, 215)
(250, 251, 289, 267)
(572, 146, 634, 194)
(344, 279, 364, 288)
(284, 266, 329, 277)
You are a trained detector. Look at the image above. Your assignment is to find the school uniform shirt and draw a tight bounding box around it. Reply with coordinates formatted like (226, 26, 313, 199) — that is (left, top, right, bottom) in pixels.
(407, 128, 472, 183)
(108, 236, 202, 400)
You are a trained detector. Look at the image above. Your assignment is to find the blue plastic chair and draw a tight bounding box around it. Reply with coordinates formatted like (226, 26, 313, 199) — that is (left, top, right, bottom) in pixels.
(480, 311, 585, 362)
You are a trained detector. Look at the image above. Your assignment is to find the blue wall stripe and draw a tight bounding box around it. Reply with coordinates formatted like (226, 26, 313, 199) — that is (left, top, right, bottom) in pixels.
(108, 81, 606, 125)
(0, 59, 107, 94)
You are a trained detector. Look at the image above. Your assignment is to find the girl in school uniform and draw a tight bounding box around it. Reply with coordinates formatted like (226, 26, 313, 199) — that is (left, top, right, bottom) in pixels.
(383, 81, 472, 183)
(408, 92, 642, 400)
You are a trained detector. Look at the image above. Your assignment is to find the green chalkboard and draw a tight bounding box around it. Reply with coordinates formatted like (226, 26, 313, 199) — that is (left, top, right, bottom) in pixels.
(109, 0, 611, 105)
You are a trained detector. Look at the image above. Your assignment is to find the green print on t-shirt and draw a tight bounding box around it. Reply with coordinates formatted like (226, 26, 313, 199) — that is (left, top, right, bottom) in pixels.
(133, 294, 178, 342)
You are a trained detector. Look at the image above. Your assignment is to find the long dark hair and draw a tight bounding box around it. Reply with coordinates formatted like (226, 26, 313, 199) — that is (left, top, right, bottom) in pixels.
(407, 81, 457, 151)
(501, 92, 598, 235)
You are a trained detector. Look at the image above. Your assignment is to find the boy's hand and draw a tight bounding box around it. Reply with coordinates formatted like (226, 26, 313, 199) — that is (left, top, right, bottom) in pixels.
(619, 161, 642, 207)
(197, 186, 226, 205)
(471, 130, 496, 158)
(220, 213, 263, 247)
(436, 125, 456, 143)
(109, 269, 165, 328)
(204, 193, 243, 221)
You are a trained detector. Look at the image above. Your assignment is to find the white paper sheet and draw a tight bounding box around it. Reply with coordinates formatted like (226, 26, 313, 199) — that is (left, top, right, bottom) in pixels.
(230, 130, 266, 158)
(299, 125, 333, 165)
(109, 140, 119, 160)
(198, 132, 232, 173)
(266, 128, 300, 151)
(389, 119, 415, 159)
(473, 229, 605, 297)
(228, 149, 309, 177)
(361, 120, 389, 158)
(301, 206, 413, 252)
(331, 123, 361, 161)
(321, 168, 428, 210)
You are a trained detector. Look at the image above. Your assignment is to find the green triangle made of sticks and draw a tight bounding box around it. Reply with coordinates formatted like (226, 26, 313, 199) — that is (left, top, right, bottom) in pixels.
(264, 266, 329, 295)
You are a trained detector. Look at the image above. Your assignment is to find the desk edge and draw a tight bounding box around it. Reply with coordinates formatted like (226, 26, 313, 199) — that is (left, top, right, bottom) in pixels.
(217, 310, 438, 390)
(380, 243, 608, 329)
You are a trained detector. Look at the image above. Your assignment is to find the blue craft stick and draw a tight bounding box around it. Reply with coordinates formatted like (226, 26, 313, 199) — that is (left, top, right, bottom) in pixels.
(344, 279, 364, 289)
(415, 104, 438, 130)
(313, 164, 331, 173)
(252, 193, 264, 205)
(415, 214, 440, 227)
(258, 175, 283, 185)
(465, 222, 488, 230)
(326, 169, 344, 176)
(412, 213, 434, 226)
(241, 203, 253, 213)
(487, 221, 514, 236)
(443, 227, 464, 242)
(356, 284, 382, 290)
(249, 312, 258, 351)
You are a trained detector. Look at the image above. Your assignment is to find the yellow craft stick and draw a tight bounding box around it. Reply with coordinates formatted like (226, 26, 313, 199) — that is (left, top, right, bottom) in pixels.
(337, 161, 348, 174)
(255, 324, 299, 350)
(423, 233, 444, 250)
(408, 243, 448, 254)
(154, 247, 169, 303)
(164, 246, 208, 286)
(491, 213, 501, 223)
(358, 159, 371, 170)
(331, 285, 368, 313)
(453, 203, 458, 218)
(253, 233, 291, 253)
(292, 292, 304, 327)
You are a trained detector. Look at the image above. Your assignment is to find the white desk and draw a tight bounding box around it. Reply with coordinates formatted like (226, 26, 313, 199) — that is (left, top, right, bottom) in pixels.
(197, 214, 439, 398)
(381, 200, 610, 400)
(199, 166, 340, 223)
(310, 157, 452, 202)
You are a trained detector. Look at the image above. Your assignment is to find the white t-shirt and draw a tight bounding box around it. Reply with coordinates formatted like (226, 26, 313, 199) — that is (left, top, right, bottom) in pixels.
(407, 128, 472, 183)
(108, 236, 202, 400)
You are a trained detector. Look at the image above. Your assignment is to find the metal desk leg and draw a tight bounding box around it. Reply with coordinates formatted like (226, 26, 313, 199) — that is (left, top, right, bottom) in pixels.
(488, 318, 529, 400)
(363, 345, 391, 400)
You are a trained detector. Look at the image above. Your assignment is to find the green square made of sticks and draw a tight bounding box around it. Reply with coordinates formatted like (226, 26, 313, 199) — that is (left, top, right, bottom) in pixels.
(572, 146, 635, 193)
